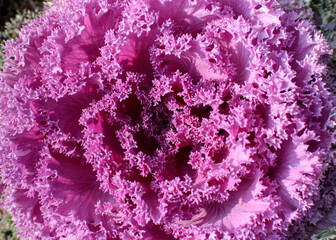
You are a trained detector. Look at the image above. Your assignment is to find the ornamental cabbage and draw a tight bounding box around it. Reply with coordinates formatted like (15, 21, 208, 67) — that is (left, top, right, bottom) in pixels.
(0, 0, 335, 239)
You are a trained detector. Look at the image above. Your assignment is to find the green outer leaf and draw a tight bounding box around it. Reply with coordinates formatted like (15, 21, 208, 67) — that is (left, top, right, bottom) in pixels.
(313, 226, 336, 240)
(0, 209, 19, 240)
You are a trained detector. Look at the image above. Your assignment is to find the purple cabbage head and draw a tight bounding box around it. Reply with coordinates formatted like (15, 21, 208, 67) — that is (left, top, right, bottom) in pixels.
(0, 0, 335, 239)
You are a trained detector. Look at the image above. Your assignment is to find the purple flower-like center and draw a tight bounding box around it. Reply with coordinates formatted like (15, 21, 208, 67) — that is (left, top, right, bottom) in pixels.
(0, 0, 334, 239)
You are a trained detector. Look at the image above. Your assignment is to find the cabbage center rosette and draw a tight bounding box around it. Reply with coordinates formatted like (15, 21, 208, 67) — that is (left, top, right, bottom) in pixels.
(0, 0, 334, 239)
